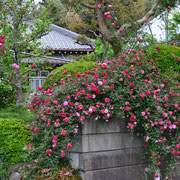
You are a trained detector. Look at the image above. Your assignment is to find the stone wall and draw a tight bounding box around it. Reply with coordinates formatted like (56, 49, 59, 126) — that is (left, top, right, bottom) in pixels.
(70, 117, 180, 180)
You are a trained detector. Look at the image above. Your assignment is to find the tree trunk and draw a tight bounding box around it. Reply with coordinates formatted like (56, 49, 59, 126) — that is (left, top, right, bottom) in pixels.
(15, 75, 23, 106)
(101, 36, 109, 62)
(111, 39, 122, 58)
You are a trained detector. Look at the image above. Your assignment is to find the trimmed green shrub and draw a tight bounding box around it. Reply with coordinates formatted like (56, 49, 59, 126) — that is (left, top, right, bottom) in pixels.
(42, 59, 96, 90)
(146, 44, 180, 73)
(0, 118, 31, 166)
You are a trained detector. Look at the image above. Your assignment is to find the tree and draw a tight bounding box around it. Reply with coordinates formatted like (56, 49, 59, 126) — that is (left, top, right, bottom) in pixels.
(166, 10, 180, 42)
(39, 0, 82, 28)
(68, 0, 179, 57)
(0, 0, 52, 106)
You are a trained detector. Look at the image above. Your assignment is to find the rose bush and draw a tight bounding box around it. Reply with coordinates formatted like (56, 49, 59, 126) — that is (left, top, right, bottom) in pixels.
(25, 46, 180, 179)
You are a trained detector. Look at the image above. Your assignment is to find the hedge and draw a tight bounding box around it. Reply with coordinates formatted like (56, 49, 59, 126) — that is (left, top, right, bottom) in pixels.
(0, 118, 31, 166)
(42, 59, 96, 90)
(146, 44, 180, 73)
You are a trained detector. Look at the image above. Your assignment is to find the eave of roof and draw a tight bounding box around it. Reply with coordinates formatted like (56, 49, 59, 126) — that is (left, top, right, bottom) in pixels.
(22, 55, 74, 64)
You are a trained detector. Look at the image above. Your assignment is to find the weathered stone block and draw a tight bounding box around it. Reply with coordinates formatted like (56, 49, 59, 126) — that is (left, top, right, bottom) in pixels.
(70, 148, 146, 171)
(83, 164, 147, 180)
(72, 133, 143, 152)
(9, 172, 21, 180)
(82, 117, 128, 135)
(82, 148, 146, 171)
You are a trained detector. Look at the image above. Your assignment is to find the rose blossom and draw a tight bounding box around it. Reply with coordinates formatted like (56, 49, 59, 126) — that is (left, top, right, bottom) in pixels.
(61, 130, 66, 136)
(34, 127, 39, 132)
(67, 143, 72, 149)
(97, 4, 102, 8)
(46, 149, 52, 156)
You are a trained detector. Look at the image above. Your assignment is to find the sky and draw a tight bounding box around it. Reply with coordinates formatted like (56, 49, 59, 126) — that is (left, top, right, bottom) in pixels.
(143, 6, 180, 42)
(35, 0, 42, 3)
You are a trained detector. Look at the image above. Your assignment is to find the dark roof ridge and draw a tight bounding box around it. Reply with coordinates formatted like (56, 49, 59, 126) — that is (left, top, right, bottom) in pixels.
(50, 24, 78, 39)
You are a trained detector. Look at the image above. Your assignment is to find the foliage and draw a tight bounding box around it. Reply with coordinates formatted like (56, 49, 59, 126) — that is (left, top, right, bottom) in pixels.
(39, 0, 82, 29)
(0, 105, 32, 123)
(20, 165, 82, 180)
(0, 118, 32, 166)
(0, 82, 15, 108)
(145, 44, 180, 76)
(86, 38, 114, 61)
(0, 162, 6, 180)
(42, 59, 97, 90)
(26, 45, 180, 179)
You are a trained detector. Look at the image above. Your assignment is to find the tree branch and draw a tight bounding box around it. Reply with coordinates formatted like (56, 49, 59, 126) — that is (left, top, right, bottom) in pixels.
(137, 0, 159, 25)
(87, 29, 101, 38)
(97, 0, 114, 43)
(26, 31, 49, 43)
(21, 50, 50, 58)
(117, 0, 159, 36)
(19, 69, 36, 76)
(81, 1, 96, 9)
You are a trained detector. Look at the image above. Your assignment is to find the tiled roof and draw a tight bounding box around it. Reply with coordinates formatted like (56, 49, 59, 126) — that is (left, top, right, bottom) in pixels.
(39, 24, 95, 51)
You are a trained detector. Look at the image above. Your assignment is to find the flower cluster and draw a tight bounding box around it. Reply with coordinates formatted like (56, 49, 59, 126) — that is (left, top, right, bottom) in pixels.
(27, 48, 180, 179)
(0, 34, 6, 55)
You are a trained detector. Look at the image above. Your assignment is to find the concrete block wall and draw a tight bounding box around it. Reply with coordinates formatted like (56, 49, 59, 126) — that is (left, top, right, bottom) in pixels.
(70, 117, 180, 180)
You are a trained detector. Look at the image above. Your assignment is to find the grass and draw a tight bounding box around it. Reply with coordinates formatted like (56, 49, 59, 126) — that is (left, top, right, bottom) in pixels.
(0, 105, 32, 123)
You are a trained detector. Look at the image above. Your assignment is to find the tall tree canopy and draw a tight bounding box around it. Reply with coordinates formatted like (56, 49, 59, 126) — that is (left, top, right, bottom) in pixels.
(0, 0, 52, 106)
(63, 0, 179, 57)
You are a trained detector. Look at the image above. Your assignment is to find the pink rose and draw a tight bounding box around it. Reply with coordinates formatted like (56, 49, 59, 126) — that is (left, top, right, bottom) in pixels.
(175, 103, 179, 108)
(97, 4, 102, 8)
(168, 6, 171, 9)
(31, 64, 36, 68)
(145, 136, 150, 142)
(28, 105, 33, 109)
(46, 109, 52, 114)
(105, 98, 110, 103)
(63, 101, 68, 106)
(172, 150, 176, 155)
(52, 144, 57, 148)
(67, 143, 72, 149)
(107, 14, 112, 19)
(34, 127, 39, 132)
(62, 71, 68, 75)
(46, 149, 52, 156)
(1, 34, 5, 39)
(61, 130, 66, 136)
(61, 150, 66, 157)
(145, 91, 150, 95)
(141, 112, 145, 116)
(130, 83, 134, 88)
(65, 117, 69, 122)
(53, 100, 58, 105)
(140, 93, 145, 98)
(125, 106, 130, 111)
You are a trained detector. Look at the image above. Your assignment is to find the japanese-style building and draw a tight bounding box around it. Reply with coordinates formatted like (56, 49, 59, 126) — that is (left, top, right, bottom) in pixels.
(23, 24, 95, 91)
